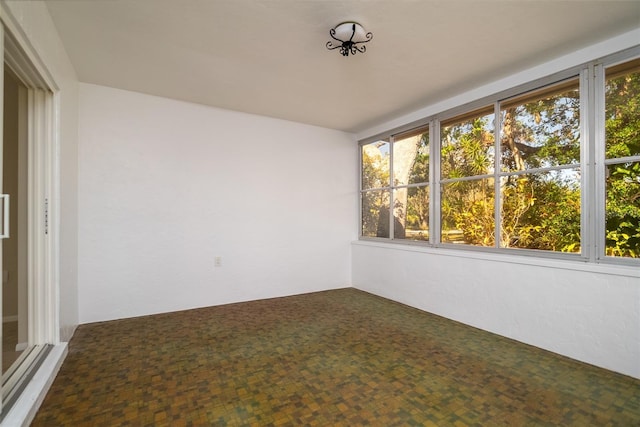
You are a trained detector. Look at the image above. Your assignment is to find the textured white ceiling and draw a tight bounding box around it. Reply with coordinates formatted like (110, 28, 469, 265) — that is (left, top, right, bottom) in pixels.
(46, 0, 640, 133)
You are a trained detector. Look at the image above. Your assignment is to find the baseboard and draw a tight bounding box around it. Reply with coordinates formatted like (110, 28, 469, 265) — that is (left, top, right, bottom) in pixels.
(60, 324, 78, 343)
(15, 342, 28, 352)
(0, 343, 67, 427)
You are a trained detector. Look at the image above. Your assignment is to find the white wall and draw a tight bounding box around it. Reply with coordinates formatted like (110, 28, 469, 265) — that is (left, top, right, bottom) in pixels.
(77, 83, 356, 323)
(4, 0, 80, 342)
(353, 29, 640, 380)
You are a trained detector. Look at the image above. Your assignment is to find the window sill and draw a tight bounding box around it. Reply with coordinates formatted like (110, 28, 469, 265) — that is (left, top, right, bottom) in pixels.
(352, 239, 640, 278)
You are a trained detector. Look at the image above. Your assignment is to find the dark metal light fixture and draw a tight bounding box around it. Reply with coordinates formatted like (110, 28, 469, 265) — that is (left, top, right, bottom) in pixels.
(326, 22, 373, 57)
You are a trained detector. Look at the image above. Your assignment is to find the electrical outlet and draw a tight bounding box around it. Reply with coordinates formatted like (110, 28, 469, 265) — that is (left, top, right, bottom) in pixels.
(214, 256, 222, 267)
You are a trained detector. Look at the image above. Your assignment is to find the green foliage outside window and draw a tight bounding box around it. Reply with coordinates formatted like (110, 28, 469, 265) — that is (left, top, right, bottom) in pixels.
(441, 115, 496, 247)
(361, 143, 390, 237)
(605, 66, 640, 257)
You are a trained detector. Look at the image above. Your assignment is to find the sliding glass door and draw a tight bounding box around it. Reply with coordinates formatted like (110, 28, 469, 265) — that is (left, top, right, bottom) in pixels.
(0, 17, 59, 416)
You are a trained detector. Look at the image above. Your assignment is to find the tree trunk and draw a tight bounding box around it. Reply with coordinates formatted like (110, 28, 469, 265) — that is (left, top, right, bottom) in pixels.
(502, 108, 526, 171)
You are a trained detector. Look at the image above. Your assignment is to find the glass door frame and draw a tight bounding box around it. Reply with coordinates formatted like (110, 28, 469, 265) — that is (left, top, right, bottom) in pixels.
(0, 11, 60, 416)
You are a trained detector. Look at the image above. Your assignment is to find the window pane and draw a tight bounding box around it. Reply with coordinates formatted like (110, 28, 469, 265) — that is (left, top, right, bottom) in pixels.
(606, 161, 640, 258)
(441, 109, 495, 179)
(500, 80, 580, 172)
(441, 178, 495, 246)
(605, 59, 640, 159)
(501, 169, 581, 252)
(362, 141, 390, 190)
(394, 186, 429, 241)
(393, 129, 429, 186)
(361, 190, 391, 238)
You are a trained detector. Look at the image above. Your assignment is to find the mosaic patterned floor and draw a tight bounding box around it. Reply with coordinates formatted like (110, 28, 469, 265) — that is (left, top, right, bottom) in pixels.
(33, 288, 640, 426)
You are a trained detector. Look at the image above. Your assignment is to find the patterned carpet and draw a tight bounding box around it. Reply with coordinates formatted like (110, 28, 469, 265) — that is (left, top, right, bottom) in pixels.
(32, 288, 640, 426)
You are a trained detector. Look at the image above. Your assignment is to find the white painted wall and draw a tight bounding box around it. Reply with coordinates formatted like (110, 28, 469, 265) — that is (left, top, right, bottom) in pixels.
(77, 83, 356, 323)
(4, 0, 80, 342)
(353, 30, 640, 380)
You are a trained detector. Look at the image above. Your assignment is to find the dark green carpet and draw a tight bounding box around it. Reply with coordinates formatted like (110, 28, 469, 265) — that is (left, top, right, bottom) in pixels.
(32, 288, 640, 426)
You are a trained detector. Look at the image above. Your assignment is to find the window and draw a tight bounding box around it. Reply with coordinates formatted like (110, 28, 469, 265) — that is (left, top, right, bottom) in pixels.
(361, 140, 390, 238)
(359, 52, 639, 264)
(440, 107, 495, 246)
(439, 80, 581, 252)
(498, 79, 581, 252)
(394, 128, 430, 241)
(361, 128, 430, 241)
(604, 58, 640, 259)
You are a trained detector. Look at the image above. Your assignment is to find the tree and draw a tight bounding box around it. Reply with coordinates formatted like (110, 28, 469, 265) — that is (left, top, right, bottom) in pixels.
(438, 85, 582, 252)
(403, 133, 430, 240)
(498, 87, 581, 252)
(439, 116, 495, 245)
(361, 143, 390, 237)
(604, 67, 640, 257)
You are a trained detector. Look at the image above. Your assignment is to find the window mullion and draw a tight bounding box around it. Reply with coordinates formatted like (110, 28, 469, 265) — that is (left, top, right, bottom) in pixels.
(593, 63, 606, 262)
(431, 120, 440, 245)
(389, 137, 395, 240)
(358, 143, 364, 238)
(604, 155, 640, 165)
(582, 65, 594, 261)
(493, 102, 501, 249)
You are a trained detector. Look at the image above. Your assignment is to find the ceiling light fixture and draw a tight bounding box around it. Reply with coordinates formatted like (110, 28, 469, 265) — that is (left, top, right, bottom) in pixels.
(326, 22, 373, 57)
